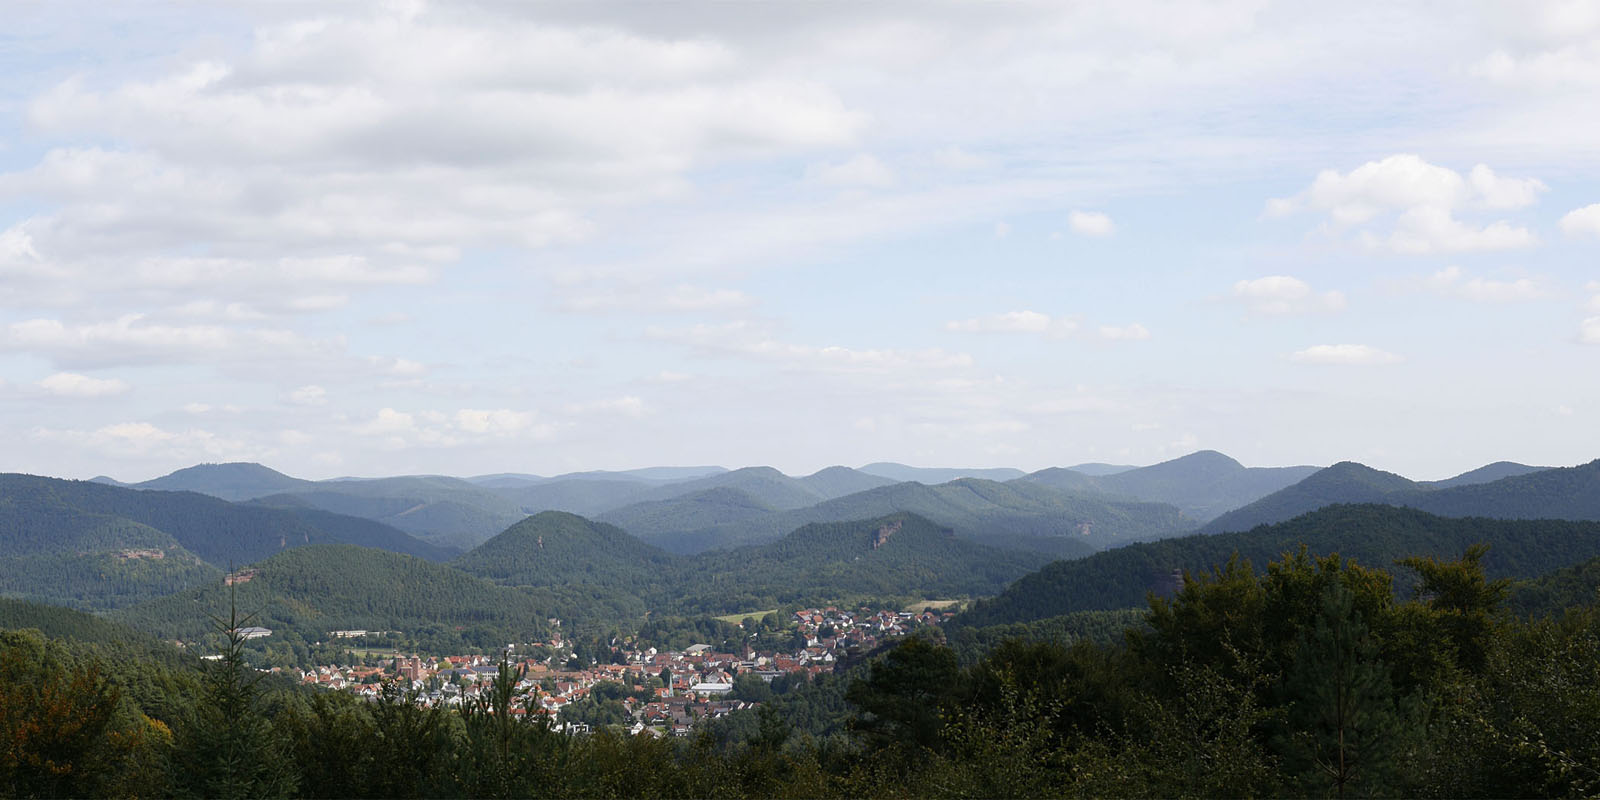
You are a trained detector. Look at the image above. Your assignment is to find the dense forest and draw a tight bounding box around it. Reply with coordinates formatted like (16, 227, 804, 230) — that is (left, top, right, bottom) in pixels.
(4, 543, 1597, 798)
(958, 503, 1600, 627)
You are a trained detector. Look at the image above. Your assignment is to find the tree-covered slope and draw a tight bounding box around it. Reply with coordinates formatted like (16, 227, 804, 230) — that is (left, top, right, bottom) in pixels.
(639, 477, 1187, 555)
(1015, 451, 1321, 523)
(1204, 458, 1600, 534)
(1199, 462, 1426, 534)
(1402, 458, 1600, 520)
(1094, 450, 1321, 522)
(797, 466, 899, 499)
(630, 466, 828, 511)
(133, 462, 314, 501)
(274, 475, 526, 548)
(112, 544, 560, 645)
(453, 511, 682, 589)
(596, 487, 780, 540)
(0, 495, 221, 610)
(679, 513, 1052, 614)
(1507, 556, 1600, 618)
(857, 463, 1027, 483)
(958, 504, 1600, 628)
(498, 478, 658, 517)
(0, 473, 452, 571)
(1422, 461, 1549, 489)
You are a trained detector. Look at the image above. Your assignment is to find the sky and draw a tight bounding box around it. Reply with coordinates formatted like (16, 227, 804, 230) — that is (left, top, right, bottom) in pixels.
(2, 0, 1600, 482)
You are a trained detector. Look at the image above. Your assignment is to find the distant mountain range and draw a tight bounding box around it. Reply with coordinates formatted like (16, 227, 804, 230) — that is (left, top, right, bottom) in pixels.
(1017, 450, 1320, 522)
(1200, 459, 1569, 534)
(451, 509, 1051, 617)
(0, 473, 453, 610)
(83, 452, 1573, 562)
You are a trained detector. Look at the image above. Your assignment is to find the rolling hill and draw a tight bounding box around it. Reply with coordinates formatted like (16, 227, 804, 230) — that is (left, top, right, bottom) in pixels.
(0, 473, 453, 610)
(1016, 450, 1321, 522)
(452, 510, 1056, 618)
(857, 463, 1027, 484)
(1203, 458, 1600, 534)
(678, 513, 1053, 613)
(957, 504, 1600, 628)
(628, 477, 1188, 555)
(597, 487, 781, 540)
(1199, 461, 1426, 533)
(113, 544, 562, 646)
(133, 462, 314, 501)
(124, 463, 527, 548)
(1422, 461, 1549, 489)
(452, 511, 682, 590)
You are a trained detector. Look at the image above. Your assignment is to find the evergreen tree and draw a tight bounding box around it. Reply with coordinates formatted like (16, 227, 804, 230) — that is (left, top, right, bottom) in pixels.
(1277, 582, 1409, 797)
(173, 592, 296, 799)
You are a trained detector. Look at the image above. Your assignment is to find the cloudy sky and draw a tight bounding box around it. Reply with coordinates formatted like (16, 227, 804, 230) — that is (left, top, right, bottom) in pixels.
(3, 0, 1599, 481)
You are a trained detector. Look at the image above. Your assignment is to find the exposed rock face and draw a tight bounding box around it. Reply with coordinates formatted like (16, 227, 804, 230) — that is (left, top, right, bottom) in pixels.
(872, 520, 902, 550)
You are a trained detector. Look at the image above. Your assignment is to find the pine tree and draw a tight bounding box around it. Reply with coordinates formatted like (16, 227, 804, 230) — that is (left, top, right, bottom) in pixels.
(173, 585, 295, 799)
(1277, 581, 1409, 797)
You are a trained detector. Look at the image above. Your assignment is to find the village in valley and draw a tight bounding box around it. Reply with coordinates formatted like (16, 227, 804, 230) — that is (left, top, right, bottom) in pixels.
(288, 606, 955, 737)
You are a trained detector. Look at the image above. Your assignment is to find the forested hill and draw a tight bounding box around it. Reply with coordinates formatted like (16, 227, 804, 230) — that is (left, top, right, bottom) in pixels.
(596, 487, 780, 540)
(1507, 555, 1600, 618)
(1017, 449, 1321, 522)
(452, 511, 682, 589)
(956, 504, 1600, 628)
(452, 511, 1048, 617)
(113, 544, 559, 647)
(629, 477, 1184, 555)
(1203, 458, 1600, 534)
(124, 464, 526, 549)
(1199, 461, 1423, 534)
(1402, 458, 1600, 519)
(133, 462, 314, 500)
(677, 513, 1052, 614)
(0, 473, 452, 573)
(1422, 460, 1548, 488)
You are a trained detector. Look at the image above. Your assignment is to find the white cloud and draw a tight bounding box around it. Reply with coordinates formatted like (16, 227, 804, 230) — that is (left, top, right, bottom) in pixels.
(993, 221, 1011, 238)
(455, 408, 537, 434)
(1424, 266, 1545, 303)
(32, 422, 248, 460)
(1378, 206, 1538, 254)
(1560, 203, 1600, 237)
(946, 310, 1068, 336)
(946, 311, 1148, 342)
(182, 403, 211, 414)
(650, 321, 973, 372)
(289, 385, 328, 406)
(356, 408, 416, 435)
(560, 283, 753, 313)
(1096, 323, 1151, 341)
(1581, 317, 1600, 344)
(1269, 155, 1543, 254)
(37, 372, 129, 397)
(807, 154, 894, 187)
(1231, 275, 1347, 315)
(566, 396, 649, 418)
(1290, 344, 1404, 365)
(1, 314, 339, 368)
(1067, 210, 1116, 237)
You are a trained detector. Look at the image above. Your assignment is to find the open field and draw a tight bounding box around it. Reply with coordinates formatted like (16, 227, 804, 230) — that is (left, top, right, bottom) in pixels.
(714, 609, 778, 625)
(903, 599, 964, 613)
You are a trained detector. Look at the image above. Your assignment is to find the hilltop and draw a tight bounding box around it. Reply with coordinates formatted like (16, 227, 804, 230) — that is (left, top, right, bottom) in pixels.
(1016, 450, 1320, 522)
(1203, 458, 1600, 534)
